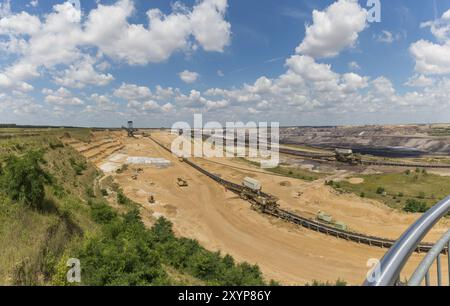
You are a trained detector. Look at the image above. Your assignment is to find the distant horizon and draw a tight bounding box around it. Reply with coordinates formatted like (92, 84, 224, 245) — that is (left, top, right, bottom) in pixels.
(1, 121, 449, 130)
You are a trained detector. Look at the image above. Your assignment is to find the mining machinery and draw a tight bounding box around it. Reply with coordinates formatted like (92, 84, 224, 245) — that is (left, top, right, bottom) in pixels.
(334, 149, 362, 165)
(239, 177, 279, 213)
(127, 121, 137, 137)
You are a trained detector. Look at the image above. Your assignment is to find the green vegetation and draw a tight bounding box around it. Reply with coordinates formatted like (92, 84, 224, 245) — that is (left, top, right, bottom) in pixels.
(0, 129, 98, 285)
(90, 201, 117, 224)
(403, 199, 428, 213)
(71, 211, 269, 286)
(69, 157, 87, 176)
(268, 165, 324, 181)
(333, 170, 450, 212)
(0, 128, 272, 286)
(117, 190, 129, 205)
(238, 158, 325, 181)
(305, 279, 347, 286)
(376, 187, 386, 195)
(0, 150, 50, 210)
(325, 180, 341, 188)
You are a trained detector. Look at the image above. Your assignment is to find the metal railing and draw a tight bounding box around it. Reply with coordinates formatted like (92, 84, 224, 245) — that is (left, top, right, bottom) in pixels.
(408, 230, 450, 286)
(364, 196, 450, 286)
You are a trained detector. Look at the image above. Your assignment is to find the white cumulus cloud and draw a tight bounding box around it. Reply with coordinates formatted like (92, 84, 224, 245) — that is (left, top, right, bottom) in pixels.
(296, 0, 367, 58)
(179, 70, 200, 83)
(0, 0, 231, 90)
(410, 9, 450, 75)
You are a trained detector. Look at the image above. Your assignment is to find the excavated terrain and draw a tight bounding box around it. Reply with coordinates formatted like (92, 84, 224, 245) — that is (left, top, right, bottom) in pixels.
(66, 130, 449, 285)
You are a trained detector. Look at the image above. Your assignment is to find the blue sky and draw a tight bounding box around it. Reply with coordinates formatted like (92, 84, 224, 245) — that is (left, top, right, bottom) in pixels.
(1, 0, 450, 127)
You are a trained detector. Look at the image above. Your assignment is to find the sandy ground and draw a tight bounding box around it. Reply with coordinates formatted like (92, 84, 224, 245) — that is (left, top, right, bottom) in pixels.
(71, 131, 449, 285)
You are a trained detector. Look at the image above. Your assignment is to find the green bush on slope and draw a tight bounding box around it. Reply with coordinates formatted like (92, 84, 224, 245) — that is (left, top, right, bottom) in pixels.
(76, 210, 268, 286)
(0, 150, 50, 210)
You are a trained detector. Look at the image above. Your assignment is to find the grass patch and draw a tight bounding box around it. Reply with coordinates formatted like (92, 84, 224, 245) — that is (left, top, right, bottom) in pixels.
(333, 170, 450, 211)
(268, 165, 325, 181)
(237, 158, 325, 181)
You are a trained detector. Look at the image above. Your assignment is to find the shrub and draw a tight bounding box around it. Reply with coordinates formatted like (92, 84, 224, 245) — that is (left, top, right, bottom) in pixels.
(403, 199, 428, 213)
(0, 150, 50, 209)
(117, 191, 128, 205)
(376, 187, 385, 195)
(76, 213, 268, 286)
(86, 186, 95, 198)
(69, 157, 87, 175)
(76, 214, 268, 286)
(90, 201, 118, 224)
(52, 184, 66, 198)
(77, 221, 169, 286)
(49, 140, 64, 150)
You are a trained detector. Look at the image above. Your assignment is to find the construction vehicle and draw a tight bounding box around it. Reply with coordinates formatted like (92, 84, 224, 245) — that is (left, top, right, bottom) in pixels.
(177, 178, 188, 187)
(335, 148, 362, 165)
